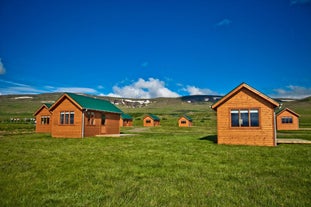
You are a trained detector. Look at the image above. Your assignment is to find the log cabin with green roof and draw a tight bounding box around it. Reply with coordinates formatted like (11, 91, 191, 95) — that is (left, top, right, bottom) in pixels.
(120, 113, 133, 127)
(178, 115, 193, 127)
(34, 103, 52, 133)
(143, 114, 160, 127)
(35, 93, 123, 138)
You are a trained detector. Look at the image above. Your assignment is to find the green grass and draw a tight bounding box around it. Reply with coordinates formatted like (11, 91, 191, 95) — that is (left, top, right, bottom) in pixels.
(1, 95, 311, 206)
(0, 126, 310, 206)
(277, 129, 311, 140)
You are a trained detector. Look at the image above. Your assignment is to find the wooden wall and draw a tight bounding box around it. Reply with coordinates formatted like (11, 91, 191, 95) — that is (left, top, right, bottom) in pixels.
(216, 88, 276, 146)
(276, 110, 299, 130)
(120, 119, 133, 127)
(35, 107, 52, 133)
(100, 112, 120, 135)
(51, 98, 83, 138)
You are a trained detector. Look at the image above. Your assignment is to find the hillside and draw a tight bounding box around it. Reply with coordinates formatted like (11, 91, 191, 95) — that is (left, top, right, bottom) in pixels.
(0, 93, 310, 128)
(0, 93, 218, 119)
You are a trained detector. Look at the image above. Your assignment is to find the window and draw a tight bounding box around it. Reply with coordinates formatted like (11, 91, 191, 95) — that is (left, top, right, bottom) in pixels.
(282, 117, 293, 124)
(181, 120, 187, 124)
(87, 112, 95, 125)
(41, 116, 50, 125)
(146, 120, 151, 124)
(65, 112, 69, 124)
(101, 114, 106, 125)
(70, 112, 74, 124)
(250, 110, 259, 127)
(60, 111, 74, 125)
(231, 109, 259, 127)
(60, 112, 65, 124)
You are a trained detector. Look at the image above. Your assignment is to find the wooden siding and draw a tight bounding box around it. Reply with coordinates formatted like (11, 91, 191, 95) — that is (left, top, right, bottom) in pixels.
(143, 116, 160, 127)
(51, 97, 83, 138)
(120, 119, 133, 127)
(84, 111, 120, 137)
(35, 106, 52, 133)
(215, 88, 277, 146)
(102, 112, 120, 134)
(178, 117, 192, 127)
(276, 110, 299, 130)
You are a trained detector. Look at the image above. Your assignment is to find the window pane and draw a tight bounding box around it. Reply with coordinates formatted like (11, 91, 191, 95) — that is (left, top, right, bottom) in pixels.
(70, 112, 74, 124)
(60, 112, 64, 124)
(250, 109, 259, 127)
(289, 117, 293, 123)
(101, 114, 106, 125)
(65, 112, 69, 124)
(282, 117, 293, 124)
(231, 110, 239, 127)
(240, 110, 249, 127)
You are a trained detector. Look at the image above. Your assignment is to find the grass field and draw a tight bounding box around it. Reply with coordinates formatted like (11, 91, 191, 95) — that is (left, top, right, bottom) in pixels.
(0, 94, 311, 206)
(0, 124, 310, 206)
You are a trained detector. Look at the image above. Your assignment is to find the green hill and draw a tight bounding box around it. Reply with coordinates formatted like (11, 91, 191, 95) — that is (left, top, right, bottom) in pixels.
(0, 93, 310, 128)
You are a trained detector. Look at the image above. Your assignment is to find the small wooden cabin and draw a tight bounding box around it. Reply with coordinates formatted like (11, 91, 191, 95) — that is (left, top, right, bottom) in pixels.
(178, 115, 193, 127)
(39, 93, 122, 138)
(120, 113, 133, 127)
(143, 114, 160, 127)
(211, 83, 280, 146)
(276, 108, 300, 130)
(34, 103, 52, 133)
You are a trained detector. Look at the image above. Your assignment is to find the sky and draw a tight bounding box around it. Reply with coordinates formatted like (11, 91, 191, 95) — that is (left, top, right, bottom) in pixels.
(0, 0, 311, 99)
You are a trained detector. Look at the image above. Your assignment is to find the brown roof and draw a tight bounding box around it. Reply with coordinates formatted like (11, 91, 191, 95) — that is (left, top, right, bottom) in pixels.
(211, 83, 280, 110)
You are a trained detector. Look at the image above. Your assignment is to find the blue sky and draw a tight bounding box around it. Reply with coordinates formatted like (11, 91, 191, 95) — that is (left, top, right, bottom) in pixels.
(0, 0, 311, 98)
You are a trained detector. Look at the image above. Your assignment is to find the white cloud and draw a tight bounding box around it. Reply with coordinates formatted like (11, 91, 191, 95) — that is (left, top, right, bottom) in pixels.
(0, 59, 6, 75)
(272, 85, 311, 99)
(54, 87, 98, 94)
(216, 18, 232, 27)
(141, 61, 149, 68)
(106, 77, 180, 98)
(0, 86, 46, 95)
(0, 79, 99, 95)
(290, 0, 311, 5)
(185, 85, 218, 95)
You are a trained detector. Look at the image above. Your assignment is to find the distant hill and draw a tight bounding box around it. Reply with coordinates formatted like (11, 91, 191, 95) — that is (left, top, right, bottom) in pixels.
(0, 93, 217, 119)
(1, 93, 311, 128)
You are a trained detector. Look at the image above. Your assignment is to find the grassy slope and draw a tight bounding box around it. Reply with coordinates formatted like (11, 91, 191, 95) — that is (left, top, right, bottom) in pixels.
(0, 93, 61, 119)
(0, 129, 310, 206)
(0, 94, 311, 206)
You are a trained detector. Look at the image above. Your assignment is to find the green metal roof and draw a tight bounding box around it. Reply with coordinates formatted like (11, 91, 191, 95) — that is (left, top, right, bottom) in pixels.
(146, 113, 160, 121)
(121, 113, 133, 120)
(182, 114, 192, 121)
(67, 93, 123, 114)
(44, 103, 53, 108)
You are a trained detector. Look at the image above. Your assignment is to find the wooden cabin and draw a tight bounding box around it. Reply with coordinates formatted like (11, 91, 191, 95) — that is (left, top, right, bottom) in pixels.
(276, 108, 300, 130)
(211, 83, 280, 146)
(34, 103, 52, 133)
(120, 113, 133, 127)
(38, 93, 122, 138)
(143, 114, 160, 127)
(178, 115, 193, 127)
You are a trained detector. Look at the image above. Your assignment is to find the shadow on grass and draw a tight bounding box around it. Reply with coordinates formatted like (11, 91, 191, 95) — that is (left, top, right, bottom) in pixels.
(199, 135, 217, 143)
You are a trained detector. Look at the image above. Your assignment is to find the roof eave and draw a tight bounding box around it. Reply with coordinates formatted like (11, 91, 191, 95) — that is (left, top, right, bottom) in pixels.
(211, 83, 279, 110)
